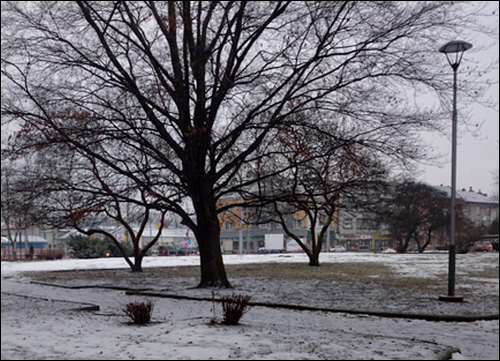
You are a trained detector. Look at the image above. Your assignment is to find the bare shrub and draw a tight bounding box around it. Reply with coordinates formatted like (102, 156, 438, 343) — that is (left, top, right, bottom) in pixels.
(220, 293, 252, 325)
(123, 300, 154, 325)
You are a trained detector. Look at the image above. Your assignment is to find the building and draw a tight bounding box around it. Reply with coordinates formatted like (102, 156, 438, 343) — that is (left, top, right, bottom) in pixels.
(218, 197, 316, 254)
(335, 208, 392, 251)
(335, 185, 499, 251)
(220, 184, 500, 254)
(457, 187, 498, 227)
(1, 235, 49, 260)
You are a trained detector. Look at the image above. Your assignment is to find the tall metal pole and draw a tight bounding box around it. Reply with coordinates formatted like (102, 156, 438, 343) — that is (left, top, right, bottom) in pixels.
(448, 64, 458, 297)
(438, 40, 471, 302)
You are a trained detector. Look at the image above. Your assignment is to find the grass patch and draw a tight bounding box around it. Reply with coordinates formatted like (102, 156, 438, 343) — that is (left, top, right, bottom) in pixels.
(26, 262, 438, 291)
(226, 262, 394, 281)
(27, 262, 395, 283)
(27, 266, 201, 282)
(462, 267, 500, 280)
(24, 258, 497, 294)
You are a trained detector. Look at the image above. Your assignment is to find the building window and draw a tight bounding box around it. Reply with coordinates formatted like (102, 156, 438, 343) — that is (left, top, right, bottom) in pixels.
(343, 218, 353, 229)
(294, 219, 304, 229)
(224, 221, 234, 230)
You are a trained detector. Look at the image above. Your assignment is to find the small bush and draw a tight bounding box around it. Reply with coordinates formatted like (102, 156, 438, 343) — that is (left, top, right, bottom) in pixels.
(123, 300, 154, 325)
(220, 293, 252, 325)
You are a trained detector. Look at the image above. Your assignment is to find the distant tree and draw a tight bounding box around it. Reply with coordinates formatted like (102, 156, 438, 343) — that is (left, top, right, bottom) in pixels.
(455, 218, 489, 254)
(2, 1, 495, 287)
(8, 150, 171, 272)
(67, 196, 169, 272)
(488, 217, 499, 235)
(417, 188, 449, 252)
(377, 181, 449, 253)
(247, 119, 388, 266)
(0, 162, 40, 260)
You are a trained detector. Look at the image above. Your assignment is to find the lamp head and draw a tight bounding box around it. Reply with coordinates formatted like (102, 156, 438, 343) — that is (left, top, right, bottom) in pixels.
(439, 40, 473, 54)
(439, 40, 473, 69)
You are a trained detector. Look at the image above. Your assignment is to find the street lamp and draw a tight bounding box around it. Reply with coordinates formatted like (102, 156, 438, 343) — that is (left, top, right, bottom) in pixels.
(438, 40, 472, 302)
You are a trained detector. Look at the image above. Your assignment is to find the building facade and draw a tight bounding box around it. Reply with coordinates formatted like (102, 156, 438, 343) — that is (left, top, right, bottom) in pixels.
(218, 197, 319, 254)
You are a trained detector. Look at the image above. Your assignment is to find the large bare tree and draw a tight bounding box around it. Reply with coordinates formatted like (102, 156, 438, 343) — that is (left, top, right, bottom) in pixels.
(1, 1, 494, 287)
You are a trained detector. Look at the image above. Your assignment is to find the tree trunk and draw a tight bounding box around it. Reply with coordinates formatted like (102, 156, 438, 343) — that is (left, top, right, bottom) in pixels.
(11, 241, 17, 261)
(396, 239, 408, 253)
(191, 191, 232, 288)
(132, 254, 143, 272)
(308, 239, 321, 266)
(308, 254, 320, 267)
(195, 225, 232, 288)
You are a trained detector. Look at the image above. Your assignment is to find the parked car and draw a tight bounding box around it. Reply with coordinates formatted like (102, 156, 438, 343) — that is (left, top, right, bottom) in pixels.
(358, 245, 371, 252)
(472, 241, 493, 252)
(158, 245, 179, 256)
(257, 247, 282, 254)
(330, 246, 346, 252)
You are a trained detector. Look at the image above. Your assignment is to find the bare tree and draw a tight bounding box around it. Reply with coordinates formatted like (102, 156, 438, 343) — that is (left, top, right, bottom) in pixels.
(2, 1, 495, 287)
(1, 164, 23, 260)
(455, 218, 489, 254)
(15, 149, 172, 272)
(247, 118, 388, 266)
(1, 161, 40, 260)
(419, 189, 449, 252)
(376, 181, 449, 253)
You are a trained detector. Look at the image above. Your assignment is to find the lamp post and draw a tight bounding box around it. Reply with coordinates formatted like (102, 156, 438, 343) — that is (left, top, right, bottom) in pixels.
(438, 40, 472, 302)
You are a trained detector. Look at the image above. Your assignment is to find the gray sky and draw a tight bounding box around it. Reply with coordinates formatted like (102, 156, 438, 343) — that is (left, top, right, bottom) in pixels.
(418, 2, 499, 197)
(1, 2, 498, 197)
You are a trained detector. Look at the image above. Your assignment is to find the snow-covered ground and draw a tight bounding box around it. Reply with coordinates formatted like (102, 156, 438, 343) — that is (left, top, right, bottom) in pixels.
(1, 252, 499, 360)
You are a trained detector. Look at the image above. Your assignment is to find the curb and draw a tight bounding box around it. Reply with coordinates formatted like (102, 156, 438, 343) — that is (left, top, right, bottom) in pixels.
(125, 290, 499, 323)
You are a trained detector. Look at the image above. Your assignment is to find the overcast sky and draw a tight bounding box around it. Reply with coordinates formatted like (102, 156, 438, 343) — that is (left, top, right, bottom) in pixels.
(418, 1, 499, 197)
(1, 2, 498, 197)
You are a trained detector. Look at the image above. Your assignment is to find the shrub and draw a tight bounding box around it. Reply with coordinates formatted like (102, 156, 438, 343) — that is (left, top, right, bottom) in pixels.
(220, 293, 252, 325)
(101, 238, 134, 258)
(123, 300, 154, 325)
(66, 235, 104, 258)
(66, 235, 134, 258)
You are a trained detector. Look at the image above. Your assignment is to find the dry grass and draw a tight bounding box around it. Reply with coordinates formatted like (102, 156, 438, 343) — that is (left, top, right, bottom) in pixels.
(463, 266, 500, 280)
(27, 262, 394, 282)
(25, 258, 498, 294)
(25, 262, 435, 291)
